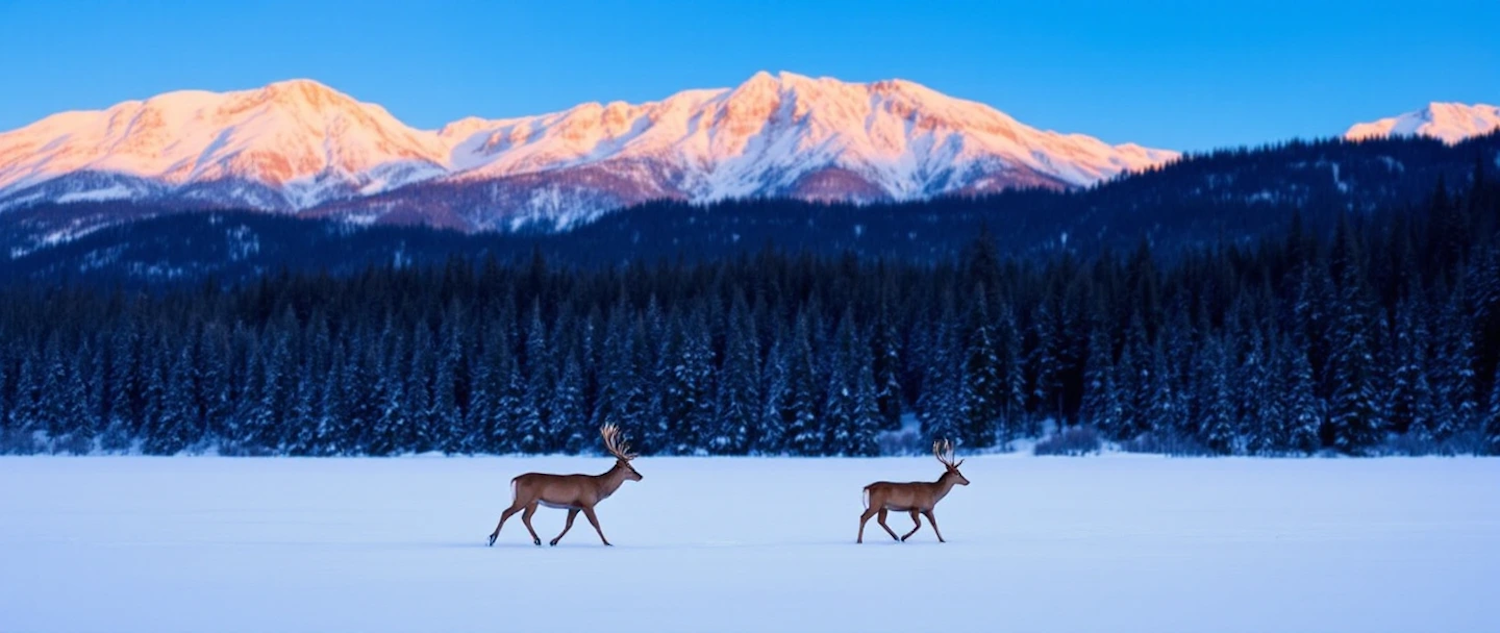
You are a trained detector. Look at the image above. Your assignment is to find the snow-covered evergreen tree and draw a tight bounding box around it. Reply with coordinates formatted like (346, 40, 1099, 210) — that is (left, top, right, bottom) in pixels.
(1115, 313, 1154, 442)
(494, 339, 528, 455)
(710, 295, 759, 454)
(431, 319, 463, 454)
(1389, 296, 1433, 438)
(551, 355, 588, 454)
(870, 298, 904, 431)
(758, 337, 791, 455)
(959, 289, 1002, 448)
(1431, 291, 1478, 445)
(918, 294, 961, 445)
(996, 304, 1029, 439)
(1237, 327, 1276, 455)
(1148, 342, 1190, 446)
(0, 348, 13, 453)
(286, 359, 319, 456)
(1484, 371, 1500, 455)
(57, 345, 95, 454)
(145, 346, 195, 455)
(404, 328, 436, 453)
(1080, 325, 1115, 431)
(463, 337, 494, 455)
(517, 301, 553, 454)
(591, 306, 644, 445)
(1028, 297, 1063, 423)
(1280, 339, 1324, 455)
(824, 311, 881, 456)
(1198, 339, 1238, 455)
(1325, 217, 1385, 454)
(783, 313, 823, 455)
(318, 343, 348, 455)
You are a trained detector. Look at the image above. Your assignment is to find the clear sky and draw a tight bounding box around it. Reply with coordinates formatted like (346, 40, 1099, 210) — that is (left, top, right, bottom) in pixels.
(1, 0, 1496, 151)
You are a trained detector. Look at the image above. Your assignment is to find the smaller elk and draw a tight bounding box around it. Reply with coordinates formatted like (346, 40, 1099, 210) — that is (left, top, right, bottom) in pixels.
(858, 439, 969, 543)
(487, 424, 642, 547)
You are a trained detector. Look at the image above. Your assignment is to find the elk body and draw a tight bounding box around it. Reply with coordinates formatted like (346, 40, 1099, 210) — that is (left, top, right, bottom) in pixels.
(858, 439, 969, 543)
(487, 424, 642, 547)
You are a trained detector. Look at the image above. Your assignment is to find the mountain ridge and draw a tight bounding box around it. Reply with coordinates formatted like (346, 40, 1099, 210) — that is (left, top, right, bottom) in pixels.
(1345, 102, 1500, 145)
(0, 72, 1177, 229)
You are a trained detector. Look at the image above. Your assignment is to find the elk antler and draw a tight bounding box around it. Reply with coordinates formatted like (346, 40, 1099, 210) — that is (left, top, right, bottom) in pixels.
(933, 438, 961, 468)
(601, 424, 638, 461)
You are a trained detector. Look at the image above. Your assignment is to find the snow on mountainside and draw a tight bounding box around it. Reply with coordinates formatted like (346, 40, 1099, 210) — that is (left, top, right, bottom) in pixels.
(0, 80, 449, 212)
(1345, 102, 1500, 145)
(0, 73, 1178, 231)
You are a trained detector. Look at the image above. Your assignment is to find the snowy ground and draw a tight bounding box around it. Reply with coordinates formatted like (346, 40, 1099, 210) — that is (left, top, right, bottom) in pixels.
(1, 456, 1496, 633)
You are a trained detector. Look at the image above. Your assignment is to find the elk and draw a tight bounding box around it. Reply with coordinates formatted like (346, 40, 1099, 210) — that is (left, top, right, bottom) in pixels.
(858, 439, 969, 543)
(487, 424, 642, 547)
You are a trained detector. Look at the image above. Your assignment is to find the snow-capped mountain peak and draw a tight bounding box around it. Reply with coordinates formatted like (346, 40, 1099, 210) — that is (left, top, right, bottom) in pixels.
(0, 79, 449, 211)
(1345, 102, 1500, 145)
(437, 71, 1178, 205)
(0, 73, 1179, 230)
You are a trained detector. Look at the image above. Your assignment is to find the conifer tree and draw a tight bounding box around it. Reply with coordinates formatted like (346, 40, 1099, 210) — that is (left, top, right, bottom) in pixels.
(1285, 332, 1325, 454)
(1325, 217, 1385, 453)
(783, 313, 822, 455)
(959, 290, 1002, 448)
(918, 294, 961, 445)
(1431, 291, 1478, 445)
(1080, 325, 1121, 435)
(551, 355, 588, 454)
(758, 337, 791, 455)
(711, 295, 759, 454)
(1198, 339, 1238, 455)
(870, 299, 904, 430)
(1484, 371, 1500, 455)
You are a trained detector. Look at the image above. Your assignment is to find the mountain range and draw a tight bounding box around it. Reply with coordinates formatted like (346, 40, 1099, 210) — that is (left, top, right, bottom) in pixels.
(2, 72, 1180, 231)
(0, 72, 1495, 243)
(1345, 102, 1500, 145)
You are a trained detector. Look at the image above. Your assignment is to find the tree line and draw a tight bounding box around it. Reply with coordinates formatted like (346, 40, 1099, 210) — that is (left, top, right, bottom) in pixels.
(1, 170, 1498, 456)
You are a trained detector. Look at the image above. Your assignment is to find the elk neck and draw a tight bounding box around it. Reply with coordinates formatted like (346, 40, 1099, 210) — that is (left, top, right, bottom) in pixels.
(932, 471, 961, 501)
(594, 461, 632, 498)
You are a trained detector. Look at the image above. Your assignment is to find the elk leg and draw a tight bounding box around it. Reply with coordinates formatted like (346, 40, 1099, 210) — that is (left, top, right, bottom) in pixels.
(876, 509, 900, 541)
(900, 509, 923, 541)
(550, 508, 580, 546)
(923, 510, 946, 543)
(581, 506, 611, 546)
(520, 502, 542, 546)
(488, 502, 524, 546)
(857, 507, 879, 543)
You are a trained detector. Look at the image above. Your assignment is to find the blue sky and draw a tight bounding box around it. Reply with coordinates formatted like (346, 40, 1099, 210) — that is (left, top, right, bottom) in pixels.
(1, 0, 1496, 150)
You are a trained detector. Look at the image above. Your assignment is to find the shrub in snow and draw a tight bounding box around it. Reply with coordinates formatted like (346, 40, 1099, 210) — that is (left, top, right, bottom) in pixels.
(1122, 433, 1214, 457)
(1382, 430, 1486, 456)
(1033, 426, 1102, 456)
(875, 425, 927, 456)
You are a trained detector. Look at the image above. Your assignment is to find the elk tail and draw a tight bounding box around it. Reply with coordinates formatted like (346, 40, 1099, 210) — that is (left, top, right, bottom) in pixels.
(862, 486, 870, 510)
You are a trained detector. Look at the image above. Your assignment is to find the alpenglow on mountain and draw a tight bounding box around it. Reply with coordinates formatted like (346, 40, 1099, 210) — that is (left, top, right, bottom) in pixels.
(0, 72, 1177, 231)
(1345, 102, 1500, 145)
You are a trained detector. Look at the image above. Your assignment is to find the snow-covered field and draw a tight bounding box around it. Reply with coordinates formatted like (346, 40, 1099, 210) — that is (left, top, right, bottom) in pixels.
(1, 456, 1496, 633)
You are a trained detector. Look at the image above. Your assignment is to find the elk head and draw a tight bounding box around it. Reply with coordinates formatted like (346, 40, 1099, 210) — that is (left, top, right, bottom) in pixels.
(601, 423, 643, 481)
(935, 439, 968, 486)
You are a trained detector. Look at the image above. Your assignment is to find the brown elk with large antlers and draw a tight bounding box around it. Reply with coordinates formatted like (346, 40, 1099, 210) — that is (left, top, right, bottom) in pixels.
(487, 424, 642, 547)
(858, 439, 969, 543)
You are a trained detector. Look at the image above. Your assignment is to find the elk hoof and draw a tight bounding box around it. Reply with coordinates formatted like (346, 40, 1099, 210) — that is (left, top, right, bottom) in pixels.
(549, 540, 559, 546)
(533, 538, 541, 546)
(487, 534, 497, 547)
